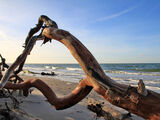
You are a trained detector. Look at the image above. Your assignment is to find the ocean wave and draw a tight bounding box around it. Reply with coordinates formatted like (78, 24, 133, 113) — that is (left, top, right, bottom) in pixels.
(136, 68, 160, 72)
(146, 86, 160, 93)
(45, 66, 60, 70)
(45, 66, 50, 69)
(66, 67, 82, 71)
(52, 66, 60, 70)
(111, 77, 160, 93)
(104, 70, 160, 76)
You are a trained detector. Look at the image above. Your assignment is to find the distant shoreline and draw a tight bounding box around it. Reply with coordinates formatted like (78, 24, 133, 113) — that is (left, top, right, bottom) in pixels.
(7, 63, 160, 64)
(14, 63, 160, 93)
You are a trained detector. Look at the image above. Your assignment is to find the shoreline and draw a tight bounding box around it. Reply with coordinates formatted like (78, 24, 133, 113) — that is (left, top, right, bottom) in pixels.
(21, 63, 160, 94)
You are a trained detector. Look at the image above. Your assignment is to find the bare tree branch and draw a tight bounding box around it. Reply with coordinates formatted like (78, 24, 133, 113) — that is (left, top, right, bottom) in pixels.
(4, 78, 92, 110)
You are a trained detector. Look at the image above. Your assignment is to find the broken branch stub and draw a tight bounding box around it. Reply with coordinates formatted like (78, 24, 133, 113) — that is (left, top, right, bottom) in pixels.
(137, 79, 148, 96)
(24, 15, 58, 48)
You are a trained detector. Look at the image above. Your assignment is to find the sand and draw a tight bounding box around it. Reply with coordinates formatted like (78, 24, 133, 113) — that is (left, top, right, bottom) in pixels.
(0, 75, 144, 120)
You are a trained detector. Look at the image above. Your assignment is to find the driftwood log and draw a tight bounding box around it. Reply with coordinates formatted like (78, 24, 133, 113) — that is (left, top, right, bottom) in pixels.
(0, 15, 160, 120)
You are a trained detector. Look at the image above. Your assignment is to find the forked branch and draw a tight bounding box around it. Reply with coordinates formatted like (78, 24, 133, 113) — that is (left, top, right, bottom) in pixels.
(0, 15, 58, 88)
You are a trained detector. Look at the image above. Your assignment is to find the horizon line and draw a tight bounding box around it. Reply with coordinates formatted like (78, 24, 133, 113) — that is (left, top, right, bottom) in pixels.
(7, 62, 160, 64)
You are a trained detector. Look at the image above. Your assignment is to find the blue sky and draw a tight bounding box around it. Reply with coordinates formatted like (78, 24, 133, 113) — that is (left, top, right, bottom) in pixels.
(0, 0, 160, 63)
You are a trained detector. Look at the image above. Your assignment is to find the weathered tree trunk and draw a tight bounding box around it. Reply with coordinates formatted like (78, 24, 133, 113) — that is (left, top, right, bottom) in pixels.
(0, 15, 160, 120)
(41, 24, 160, 120)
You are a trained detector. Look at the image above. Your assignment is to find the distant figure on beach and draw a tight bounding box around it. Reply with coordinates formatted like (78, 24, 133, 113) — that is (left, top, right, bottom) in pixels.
(41, 71, 56, 76)
(0, 54, 9, 71)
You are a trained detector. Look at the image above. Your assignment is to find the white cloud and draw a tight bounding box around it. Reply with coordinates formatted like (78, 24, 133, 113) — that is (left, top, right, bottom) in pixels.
(97, 6, 136, 22)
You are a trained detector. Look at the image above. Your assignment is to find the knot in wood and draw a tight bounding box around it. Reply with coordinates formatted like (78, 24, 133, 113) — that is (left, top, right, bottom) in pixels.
(129, 93, 139, 104)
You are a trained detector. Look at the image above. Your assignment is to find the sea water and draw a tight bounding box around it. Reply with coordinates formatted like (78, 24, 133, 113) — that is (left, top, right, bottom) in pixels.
(22, 63, 160, 93)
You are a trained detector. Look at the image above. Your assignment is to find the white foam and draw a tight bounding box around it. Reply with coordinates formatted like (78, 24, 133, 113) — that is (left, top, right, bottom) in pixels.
(104, 70, 160, 76)
(66, 67, 82, 71)
(51, 66, 59, 70)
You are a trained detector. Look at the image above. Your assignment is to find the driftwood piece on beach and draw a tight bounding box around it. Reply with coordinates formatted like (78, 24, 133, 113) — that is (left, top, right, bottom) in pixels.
(87, 98, 137, 120)
(87, 104, 115, 120)
(87, 98, 115, 120)
(1, 15, 160, 120)
(0, 98, 40, 120)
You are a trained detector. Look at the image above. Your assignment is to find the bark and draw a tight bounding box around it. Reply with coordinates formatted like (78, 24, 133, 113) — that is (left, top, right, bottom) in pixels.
(1, 15, 160, 120)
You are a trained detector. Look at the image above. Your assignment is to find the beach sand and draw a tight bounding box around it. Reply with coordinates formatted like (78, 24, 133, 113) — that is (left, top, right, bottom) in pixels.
(1, 75, 144, 120)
